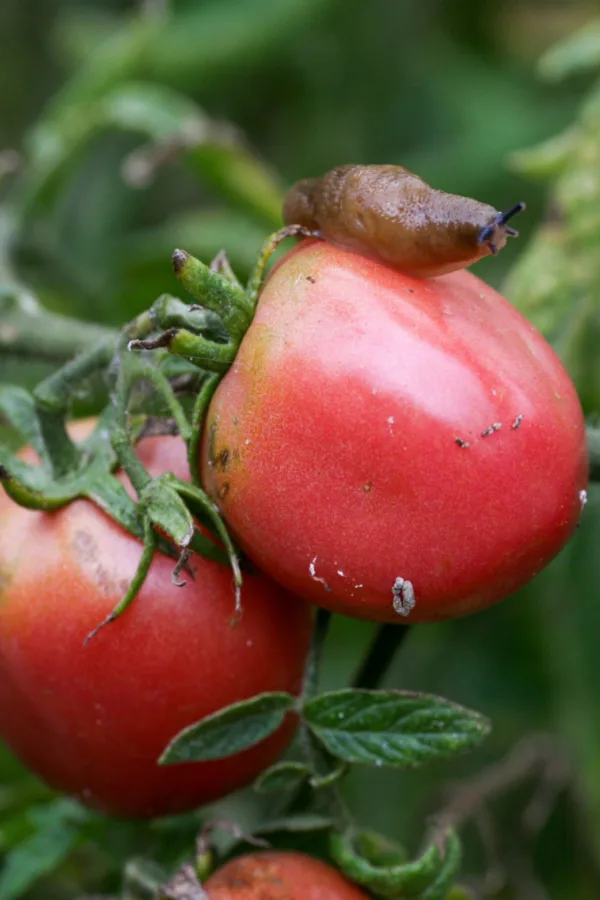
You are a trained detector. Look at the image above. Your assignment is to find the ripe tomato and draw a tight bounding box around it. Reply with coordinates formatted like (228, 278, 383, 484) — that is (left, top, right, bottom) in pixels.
(0, 422, 312, 818)
(201, 240, 588, 623)
(204, 851, 368, 900)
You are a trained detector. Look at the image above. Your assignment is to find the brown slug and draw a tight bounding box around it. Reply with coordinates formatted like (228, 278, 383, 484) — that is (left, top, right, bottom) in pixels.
(282, 164, 525, 278)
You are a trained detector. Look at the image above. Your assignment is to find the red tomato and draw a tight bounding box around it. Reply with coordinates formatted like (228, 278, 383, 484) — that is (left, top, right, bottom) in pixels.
(204, 851, 368, 900)
(0, 423, 312, 818)
(201, 240, 588, 623)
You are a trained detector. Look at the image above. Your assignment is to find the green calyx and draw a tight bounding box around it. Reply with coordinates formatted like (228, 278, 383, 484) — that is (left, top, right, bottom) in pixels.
(0, 226, 310, 639)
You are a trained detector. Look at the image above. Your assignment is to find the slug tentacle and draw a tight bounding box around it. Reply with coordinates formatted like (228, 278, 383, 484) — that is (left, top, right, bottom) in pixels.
(283, 164, 526, 278)
(478, 202, 526, 256)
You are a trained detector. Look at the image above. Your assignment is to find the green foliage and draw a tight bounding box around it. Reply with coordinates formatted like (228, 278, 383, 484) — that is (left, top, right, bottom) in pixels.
(160, 693, 296, 764)
(0, 3, 600, 900)
(0, 802, 85, 900)
(506, 16, 600, 412)
(302, 691, 490, 769)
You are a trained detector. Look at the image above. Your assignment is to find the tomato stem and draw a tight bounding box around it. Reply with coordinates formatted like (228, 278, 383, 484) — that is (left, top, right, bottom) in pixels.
(188, 372, 220, 485)
(84, 517, 157, 645)
(0, 285, 117, 366)
(301, 609, 332, 703)
(588, 426, 600, 482)
(245, 225, 319, 309)
(352, 624, 411, 690)
(29, 337, 116, 478)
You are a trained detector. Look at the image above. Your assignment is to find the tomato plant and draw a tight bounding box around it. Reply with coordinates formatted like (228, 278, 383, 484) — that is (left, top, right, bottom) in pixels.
(0, 423, 312, 819)
(202, 851, 370, 900)
(201, 239, 588, 623)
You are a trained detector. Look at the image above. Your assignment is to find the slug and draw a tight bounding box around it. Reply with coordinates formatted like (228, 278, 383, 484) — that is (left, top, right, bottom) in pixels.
(282, 164, 525, 278)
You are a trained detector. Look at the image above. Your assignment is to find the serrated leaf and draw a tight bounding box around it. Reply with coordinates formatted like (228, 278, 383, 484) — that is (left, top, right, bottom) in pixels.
(303, 690, 490, 769)
(160, 692, 295, 764)
(254, 761, 311, 794)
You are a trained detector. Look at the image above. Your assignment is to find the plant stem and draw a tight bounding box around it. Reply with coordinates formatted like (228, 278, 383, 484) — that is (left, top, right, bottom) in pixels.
(352, 624, 411, 690)
(0, 288, 116, 366)
(301, 608, 332, 703)
(588, 427, 600, 483)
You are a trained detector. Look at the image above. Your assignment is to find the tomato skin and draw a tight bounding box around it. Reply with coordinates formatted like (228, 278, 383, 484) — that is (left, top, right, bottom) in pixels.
(204, 851, 368, 900)
(201, 240, 588, 623)
(0, 425, 312, 818)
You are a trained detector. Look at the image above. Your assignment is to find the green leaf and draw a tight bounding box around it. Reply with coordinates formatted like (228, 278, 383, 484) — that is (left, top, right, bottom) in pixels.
(303, 690, 490, 768)
(123, 209, 267, 279)
(160, 692, 295, 764)
(139, 479, 194, 549)
(254, 761, 311, 794)
(24, 81, 283, 226)
(503, 225, 575, 339)
(509, 128, 577, 180)
(0, 800, 85, 900)
(0, 828, 77, 900)
(539, 18, 600, 81)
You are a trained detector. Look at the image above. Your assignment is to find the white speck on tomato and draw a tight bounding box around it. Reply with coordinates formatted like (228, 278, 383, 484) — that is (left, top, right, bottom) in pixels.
(309, 556, 331, 592)
(392, 577, 415, 616)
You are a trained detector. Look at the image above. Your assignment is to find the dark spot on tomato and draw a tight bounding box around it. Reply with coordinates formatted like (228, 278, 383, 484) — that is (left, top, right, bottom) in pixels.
(206, 420, 219, 468)
(219, 449, 230, 469)
(306, 275, 316, 284)
(218, 483, 230, 500)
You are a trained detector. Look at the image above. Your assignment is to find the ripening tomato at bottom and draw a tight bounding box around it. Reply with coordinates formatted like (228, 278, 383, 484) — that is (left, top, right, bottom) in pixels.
(0, 422, 312, 818)
(203, 852, 369, 900)
(201, 240, 588, 624)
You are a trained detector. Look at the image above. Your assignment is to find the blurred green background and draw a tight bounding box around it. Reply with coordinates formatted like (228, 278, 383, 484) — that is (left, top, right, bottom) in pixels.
(1, 1, 600, 898)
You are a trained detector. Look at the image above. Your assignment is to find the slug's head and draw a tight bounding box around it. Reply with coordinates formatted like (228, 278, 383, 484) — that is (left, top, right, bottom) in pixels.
(478, 202, 526, 256)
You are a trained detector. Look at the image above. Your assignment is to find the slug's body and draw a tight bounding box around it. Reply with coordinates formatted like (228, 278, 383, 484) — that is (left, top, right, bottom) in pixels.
(283, 164, 524, 278)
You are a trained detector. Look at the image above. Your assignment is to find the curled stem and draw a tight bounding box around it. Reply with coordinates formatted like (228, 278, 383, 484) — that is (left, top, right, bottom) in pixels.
(84, 517, 157, 644)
